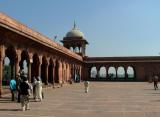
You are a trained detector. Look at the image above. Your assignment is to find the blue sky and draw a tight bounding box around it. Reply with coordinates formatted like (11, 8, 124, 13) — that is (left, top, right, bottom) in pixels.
(0, 0, 160, 57)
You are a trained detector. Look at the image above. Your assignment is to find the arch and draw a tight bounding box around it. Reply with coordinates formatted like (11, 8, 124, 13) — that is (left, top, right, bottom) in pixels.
(99, 66, 106, 78)
(127, 66, 135, 79)
(31, 53, 39, 82)
(117, 66, 125, 79)
(90, 66, 97, 78)
(5, 46, 16, 79)
(75, 47, 79, 53)
(70, 47, 74, 52)
(5, 46, 17, 62)
(41, 56, 48, 84)
(19, 50, 29, 74)
(3, 57, 11, 86)
(108, 67, 116, 79)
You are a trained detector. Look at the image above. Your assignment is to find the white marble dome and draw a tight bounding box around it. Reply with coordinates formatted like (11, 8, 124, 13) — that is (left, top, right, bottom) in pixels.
(66, 28, 84, 38)
(66, 22, 85, 38)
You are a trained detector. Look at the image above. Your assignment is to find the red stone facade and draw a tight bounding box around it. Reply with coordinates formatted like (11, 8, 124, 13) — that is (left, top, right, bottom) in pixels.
(0, 13, 160, 96)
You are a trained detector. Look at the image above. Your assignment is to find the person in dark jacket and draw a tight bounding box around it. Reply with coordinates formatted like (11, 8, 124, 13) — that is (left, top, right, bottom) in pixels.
(16, 74, 22, 102)
(20, 76, 31, 111)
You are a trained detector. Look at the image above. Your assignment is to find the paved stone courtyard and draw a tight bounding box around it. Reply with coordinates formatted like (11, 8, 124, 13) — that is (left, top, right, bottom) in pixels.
(0, 82, 160, 117)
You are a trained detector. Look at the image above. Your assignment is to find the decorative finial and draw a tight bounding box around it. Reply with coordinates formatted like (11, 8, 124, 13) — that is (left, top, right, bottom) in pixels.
(73, 20, 76, 29)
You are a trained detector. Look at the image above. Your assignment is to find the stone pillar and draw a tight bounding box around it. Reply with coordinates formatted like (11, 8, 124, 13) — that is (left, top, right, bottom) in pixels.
(72, 64, 75, 81)
(82, 44, 86, 56)
(68, 64, 72, 81)
(52, 64, 55, 84)
(58, 61, 62, 84)
(80, 65, 84, 81)
(0, 44, 5, 97)
(124, 67, 128, 80)
(105, 66, 108, 79)
(115, 67, 118, 79)
(45, 60, 49, 85)
(61, 62, 64, 83)
(79, 65, 82, 82)
(38, 56, 42, 78)
(27, 62, 31, 82)
(97, 67, 100, 78)
(27, 53, 33, 82)
(63, 63, 65, 83)
(15, 50, 21, 77)
(68, 64, 71, 81)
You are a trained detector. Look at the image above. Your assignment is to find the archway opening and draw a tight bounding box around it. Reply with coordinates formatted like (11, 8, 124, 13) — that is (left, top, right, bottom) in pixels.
(31, 54, 39, 82)
(19, 50, 29, 75)
(90, 67, 97, 78)
(3, 57, 11, 86)
(54, 60, 59, 83)
(75, 47, 79, 53)
(99, 66, 106, 78)
(48, 59, 54, 83)
(41, 56, 47, 84)
(127, 66, 135, 79)
(108, 67, 116, 79)
(5, 46, 16, 80)
(117, 66, 125, 79)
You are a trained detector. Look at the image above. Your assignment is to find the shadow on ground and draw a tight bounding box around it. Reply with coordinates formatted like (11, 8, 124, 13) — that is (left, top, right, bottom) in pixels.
(0, 109, 20, 111)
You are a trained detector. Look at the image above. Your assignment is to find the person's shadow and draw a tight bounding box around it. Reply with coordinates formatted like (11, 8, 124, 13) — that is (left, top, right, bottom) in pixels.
(0, 96, 14, 103)
(0, 96, 21, 111)
(0, 108, 20, 111)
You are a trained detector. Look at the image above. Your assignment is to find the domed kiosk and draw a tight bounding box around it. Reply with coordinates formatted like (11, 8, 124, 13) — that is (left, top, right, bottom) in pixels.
(61, 22, 88, 56)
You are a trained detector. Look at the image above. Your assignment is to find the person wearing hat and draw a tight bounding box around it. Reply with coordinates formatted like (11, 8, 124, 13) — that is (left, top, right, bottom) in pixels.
(19, 76, 31, 111)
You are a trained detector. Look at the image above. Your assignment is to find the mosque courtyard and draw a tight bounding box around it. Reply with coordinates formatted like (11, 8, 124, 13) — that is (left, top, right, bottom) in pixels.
(0, 82, 160, 117)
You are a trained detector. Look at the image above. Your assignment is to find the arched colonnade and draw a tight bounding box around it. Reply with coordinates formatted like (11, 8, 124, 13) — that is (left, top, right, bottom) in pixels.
(90, 65, 135, 80)
(0, 45, 82, 95)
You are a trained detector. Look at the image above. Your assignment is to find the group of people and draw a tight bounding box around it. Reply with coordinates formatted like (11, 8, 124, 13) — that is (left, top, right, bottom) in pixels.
(9, 71, 43, 111)
(9, 69, 91, 111)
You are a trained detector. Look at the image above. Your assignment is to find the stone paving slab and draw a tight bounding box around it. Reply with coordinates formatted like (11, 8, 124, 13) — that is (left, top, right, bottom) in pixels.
(0, 82, 160, 117)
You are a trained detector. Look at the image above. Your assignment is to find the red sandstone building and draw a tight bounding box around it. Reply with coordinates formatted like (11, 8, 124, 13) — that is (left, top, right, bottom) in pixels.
(0, 13, 160, 96)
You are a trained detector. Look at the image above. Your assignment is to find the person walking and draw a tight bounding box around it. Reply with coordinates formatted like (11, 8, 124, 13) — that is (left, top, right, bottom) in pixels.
(19, 76, 31, 111)
(154, 75, 159, 90)
(32, 77, 37, 100)
(9, 77, 17, 101)
(16, 74, 22, 103)
(35, 76, 43, 101)
(84, 80, 90, 93)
